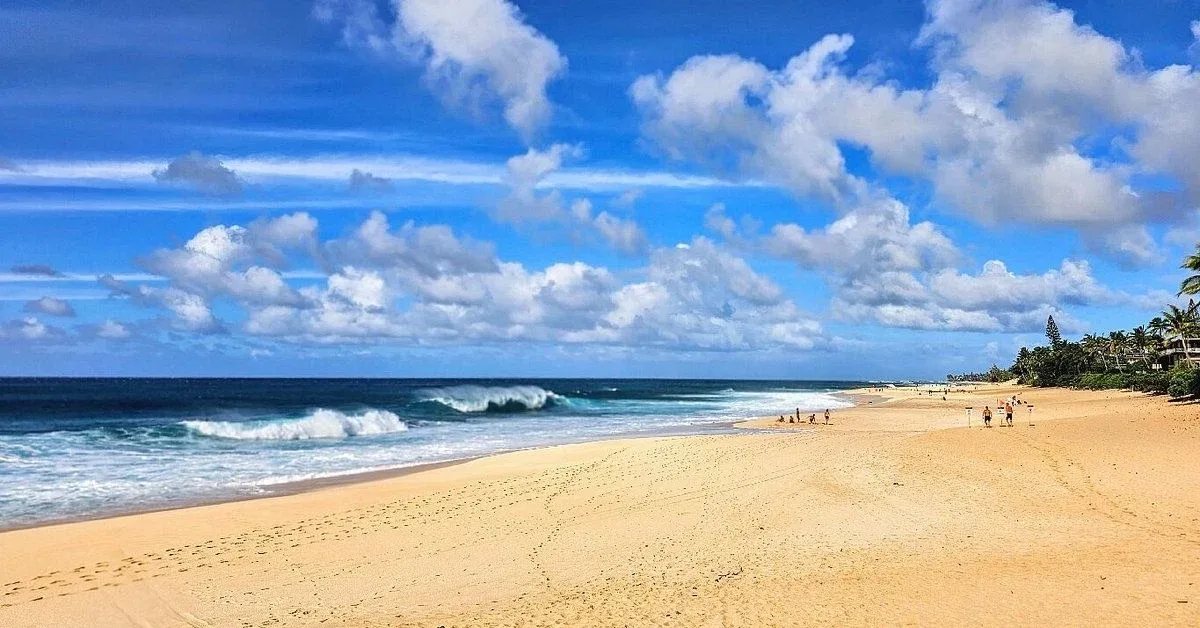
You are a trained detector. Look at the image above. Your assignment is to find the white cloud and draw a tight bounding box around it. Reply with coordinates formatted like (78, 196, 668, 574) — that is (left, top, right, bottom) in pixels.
(95, 319, 132, 339)
(613, 189, 643, 208)
(23, 296, 75, 317)
(100, 274, 221, 333)
(569, 199, 648, 256)
(1165, 212, 1200, 250)
(497, 143, 582, 222)
(632, 0, 1200, 264)
(140, 221, 307, 307)
(494, 146, 649, 255)
(327, 267, 389, 311)
(326, 210, 497, 279)
(829, 259, 1133, 333)
(753, 191, 1145, 333)
(1084, 224, 1162, 269)
(117, 212, 820, 351)
(12, 317, 50, 340)
(317, 0, 566, 140)
(765, 198, 958, 277)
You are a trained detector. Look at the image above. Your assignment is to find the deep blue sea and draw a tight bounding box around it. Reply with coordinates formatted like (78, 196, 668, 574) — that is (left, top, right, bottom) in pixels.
(0, 378, 861, 528)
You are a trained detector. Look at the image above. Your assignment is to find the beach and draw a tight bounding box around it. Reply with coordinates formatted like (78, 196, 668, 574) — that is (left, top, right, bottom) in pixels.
(1, 384, 1197, 626)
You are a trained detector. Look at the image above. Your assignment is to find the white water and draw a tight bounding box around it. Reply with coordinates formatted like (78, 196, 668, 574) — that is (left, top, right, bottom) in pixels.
(418, 384, 563, 412)
(0, 385, 857, 528)
(182, 408, 407, 440)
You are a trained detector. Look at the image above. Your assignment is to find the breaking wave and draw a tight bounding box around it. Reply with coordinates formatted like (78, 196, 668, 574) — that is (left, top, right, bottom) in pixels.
(418, 385, 564, 413)
(182, 409, 407, 440)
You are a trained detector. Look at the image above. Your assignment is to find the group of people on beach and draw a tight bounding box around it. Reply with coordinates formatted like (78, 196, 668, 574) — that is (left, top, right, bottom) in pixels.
(777, 408, 831, 425)
(981, 396, 1022, 427)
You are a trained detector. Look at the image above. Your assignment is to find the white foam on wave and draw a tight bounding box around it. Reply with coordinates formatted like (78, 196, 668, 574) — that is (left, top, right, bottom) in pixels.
(711, 390, 854, 419)
(181, 408, 407, 440)
(418, 385, 563, 413)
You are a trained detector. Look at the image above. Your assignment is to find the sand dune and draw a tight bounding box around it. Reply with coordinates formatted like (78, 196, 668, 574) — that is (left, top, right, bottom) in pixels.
(1, 384, 1197, 626)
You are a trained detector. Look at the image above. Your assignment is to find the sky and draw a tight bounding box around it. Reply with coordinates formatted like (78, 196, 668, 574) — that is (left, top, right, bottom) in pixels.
(2, 0, 1200, 379)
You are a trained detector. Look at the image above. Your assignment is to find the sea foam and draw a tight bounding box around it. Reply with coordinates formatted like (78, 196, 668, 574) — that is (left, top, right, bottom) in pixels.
(182, 408, 407, 440)
(418, 385, 563, 413)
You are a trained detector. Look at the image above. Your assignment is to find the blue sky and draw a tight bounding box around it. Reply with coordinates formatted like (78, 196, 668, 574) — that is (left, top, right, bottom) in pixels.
(2, 0, 1199, 378)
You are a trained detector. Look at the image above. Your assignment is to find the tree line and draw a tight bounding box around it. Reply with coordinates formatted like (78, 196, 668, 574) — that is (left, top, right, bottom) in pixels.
(953, 248, 1200, 398)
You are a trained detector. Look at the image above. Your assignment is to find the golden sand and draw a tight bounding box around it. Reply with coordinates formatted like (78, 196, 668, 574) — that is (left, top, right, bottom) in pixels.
(1, 384, 1197, 626)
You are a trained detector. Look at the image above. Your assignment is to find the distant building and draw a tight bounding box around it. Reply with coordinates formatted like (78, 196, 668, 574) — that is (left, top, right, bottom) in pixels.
(1157, 337, 1200, 369)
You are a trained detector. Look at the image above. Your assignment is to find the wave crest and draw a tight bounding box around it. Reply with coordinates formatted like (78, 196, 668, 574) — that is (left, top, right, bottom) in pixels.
(182, 409, 407, 440)
(418, 385, 563, 413)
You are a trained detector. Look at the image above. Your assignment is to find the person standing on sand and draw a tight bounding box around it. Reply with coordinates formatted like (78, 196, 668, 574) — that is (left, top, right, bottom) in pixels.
(824, 409, 830, 425)
(1004, 401, 1014, 427)
(983, 406, 993, 427)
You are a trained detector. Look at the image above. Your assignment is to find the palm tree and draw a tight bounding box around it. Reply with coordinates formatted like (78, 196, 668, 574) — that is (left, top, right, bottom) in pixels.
(1014, 347, 1033, 381)
(1180, 245, 1200, 295)
(1081, 333, 1107, 370)
(1131, 326, 1149, 354)
(1160, 300, 1200, 366)
(1107, 330, 1129, 370)
(1130, 325, 1150, 368)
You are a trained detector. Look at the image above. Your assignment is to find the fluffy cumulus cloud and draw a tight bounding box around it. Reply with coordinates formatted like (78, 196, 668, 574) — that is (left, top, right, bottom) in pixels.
(764, 198, 958, 278)
(751, 194, 1140, 333)
(316, 0, 566, 139)
(97, 213, 319, 333)
(569, 199, 648, 256)
(101, 275, 222, 333)
(106, 212, 819, 352)
(497, 143, 583, 222)
(495, 144, 649, 255)
(632, 0, 1200, 265)
(830, 259, 1128, 333)
(23, 296, 75, 317)
(139, 219, 312, 308)
(0, 317, 66, 343)
(95, 320, 132, 340)
(152, 151, 244, 195)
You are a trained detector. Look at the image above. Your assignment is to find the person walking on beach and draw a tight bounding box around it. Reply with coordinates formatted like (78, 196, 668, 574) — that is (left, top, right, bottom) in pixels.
(983, 406, 993, 427)
(824, 409, 830, 425)
(1004, 401, 1014, 427)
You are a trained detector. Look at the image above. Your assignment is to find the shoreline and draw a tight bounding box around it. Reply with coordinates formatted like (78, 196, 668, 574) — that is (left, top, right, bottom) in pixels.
(0, 418, 747, 533)
(0, 385, 1016, 533)
(0, 456, 479, 534)
(3, 382, 1196, 626)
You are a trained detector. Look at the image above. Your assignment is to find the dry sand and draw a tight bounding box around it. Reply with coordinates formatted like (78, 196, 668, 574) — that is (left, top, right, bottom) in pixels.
(1, 384, 1198, 626)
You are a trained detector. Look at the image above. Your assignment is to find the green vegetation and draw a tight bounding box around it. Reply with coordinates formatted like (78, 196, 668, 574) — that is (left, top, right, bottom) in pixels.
(1008, 301, 1199, 397)
(1180, 244, 1200, 296)
(946, 364, 1014, 383)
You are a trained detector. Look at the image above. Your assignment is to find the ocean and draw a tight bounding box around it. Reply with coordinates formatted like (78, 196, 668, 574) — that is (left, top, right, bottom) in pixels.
(0, 378, 860, 528)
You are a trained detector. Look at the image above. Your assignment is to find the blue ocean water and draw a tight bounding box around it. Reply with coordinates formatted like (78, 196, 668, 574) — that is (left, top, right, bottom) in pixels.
(0, 378, 860, 528)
